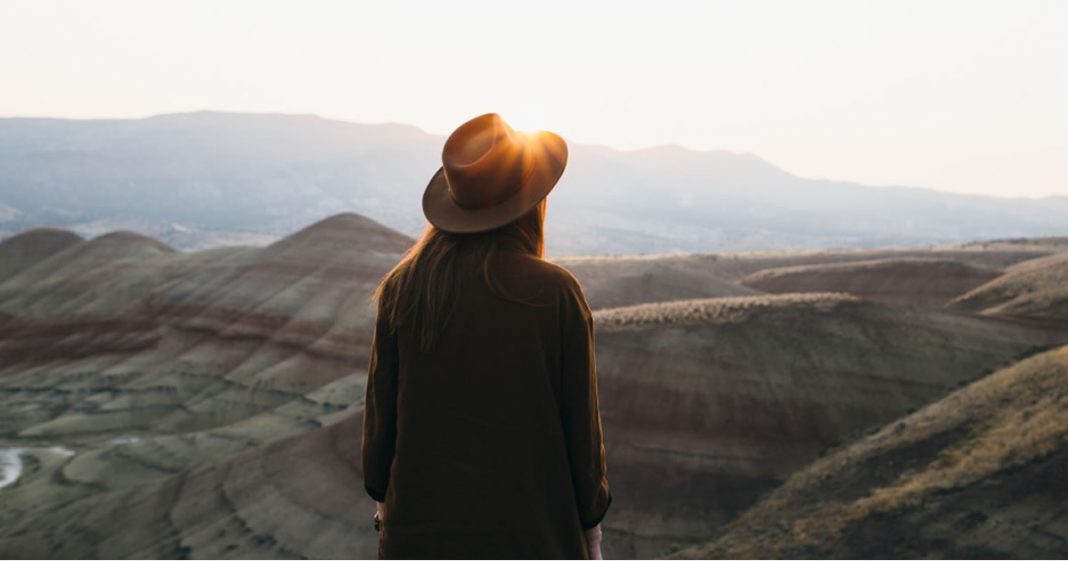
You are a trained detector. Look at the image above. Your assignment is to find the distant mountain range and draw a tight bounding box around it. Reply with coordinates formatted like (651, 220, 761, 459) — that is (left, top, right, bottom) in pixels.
(1, 111, 1065, 255)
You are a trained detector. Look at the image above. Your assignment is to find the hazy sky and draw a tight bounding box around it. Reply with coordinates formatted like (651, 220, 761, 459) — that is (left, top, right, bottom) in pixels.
(2, 0, 1066, 197)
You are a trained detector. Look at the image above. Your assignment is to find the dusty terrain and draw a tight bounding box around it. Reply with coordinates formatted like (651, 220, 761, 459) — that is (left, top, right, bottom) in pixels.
(662, 237, 1068, 559)
(666, 344, 1068, 559)
(0, 213, 409, 558)
(591, 293, 1067, 557)
(739, 258, 1002, 307)
(1, 215, 1067, 559)
(950, 250, 1068, 318)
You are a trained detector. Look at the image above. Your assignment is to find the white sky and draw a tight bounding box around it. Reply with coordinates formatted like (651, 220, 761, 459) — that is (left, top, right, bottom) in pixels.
(1, 0, 1066, 197)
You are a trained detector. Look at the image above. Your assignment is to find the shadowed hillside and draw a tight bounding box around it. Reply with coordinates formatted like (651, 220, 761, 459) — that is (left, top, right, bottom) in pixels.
(0, 212, 413, 549)
(667, 344, 1068, 559)
(557, 245, 1052, 310)
(548, 253, 760, 310)
(740, 258, 1002, 307)
(0, 230, 173, 293)
(585, 294, 1068, 558)
(0, 228, 83, 284)
(950, 251, 1068, 318)
(0, 413, 375, 559)
(2, 213, 1067, 559)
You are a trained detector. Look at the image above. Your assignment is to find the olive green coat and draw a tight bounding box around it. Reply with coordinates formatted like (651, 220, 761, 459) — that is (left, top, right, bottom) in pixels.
(361, 240, 613, 559)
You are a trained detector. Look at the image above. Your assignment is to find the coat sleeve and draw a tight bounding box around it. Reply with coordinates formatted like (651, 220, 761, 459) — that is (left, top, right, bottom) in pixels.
(361, 299, 399, 503)
(559, 278, 613, 530)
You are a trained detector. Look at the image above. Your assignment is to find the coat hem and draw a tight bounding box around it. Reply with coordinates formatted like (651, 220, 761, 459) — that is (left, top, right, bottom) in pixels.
(580, 489, 613, 530)
(364, 481, 387, 502)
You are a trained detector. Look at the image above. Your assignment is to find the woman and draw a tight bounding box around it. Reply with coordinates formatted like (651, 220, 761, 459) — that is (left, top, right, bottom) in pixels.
(361, 113, 612, 559)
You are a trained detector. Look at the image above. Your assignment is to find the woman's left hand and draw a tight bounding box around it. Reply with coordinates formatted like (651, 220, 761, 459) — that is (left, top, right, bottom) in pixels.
(374, 501, 385, 531)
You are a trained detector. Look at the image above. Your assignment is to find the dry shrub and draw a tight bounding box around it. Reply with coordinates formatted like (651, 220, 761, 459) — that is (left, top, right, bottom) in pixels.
(592, 292, 860, 331)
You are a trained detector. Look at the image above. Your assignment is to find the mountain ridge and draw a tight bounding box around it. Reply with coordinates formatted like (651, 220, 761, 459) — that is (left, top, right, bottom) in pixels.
(2, 111, 1066, 255)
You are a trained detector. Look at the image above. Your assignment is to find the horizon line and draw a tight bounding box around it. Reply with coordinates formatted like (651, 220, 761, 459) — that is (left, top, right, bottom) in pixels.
(0, 108, 1064, 202)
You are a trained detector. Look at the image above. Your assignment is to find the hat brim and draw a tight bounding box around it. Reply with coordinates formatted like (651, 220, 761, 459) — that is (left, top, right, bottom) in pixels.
(422, 131, 568, 234)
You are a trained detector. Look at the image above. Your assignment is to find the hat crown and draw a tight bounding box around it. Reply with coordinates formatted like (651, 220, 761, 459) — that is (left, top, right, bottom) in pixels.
(441, 113, 534, 210)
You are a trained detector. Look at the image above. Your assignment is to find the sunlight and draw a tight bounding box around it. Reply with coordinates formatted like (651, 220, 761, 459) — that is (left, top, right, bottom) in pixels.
(503, 109, 551, 136)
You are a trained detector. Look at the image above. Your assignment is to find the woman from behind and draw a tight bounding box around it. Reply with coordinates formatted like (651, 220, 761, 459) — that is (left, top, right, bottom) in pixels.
(361, 113, 612, 559)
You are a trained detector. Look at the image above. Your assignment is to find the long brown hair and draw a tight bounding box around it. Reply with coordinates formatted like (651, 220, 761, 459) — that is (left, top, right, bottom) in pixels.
(370, 197, 548, 353)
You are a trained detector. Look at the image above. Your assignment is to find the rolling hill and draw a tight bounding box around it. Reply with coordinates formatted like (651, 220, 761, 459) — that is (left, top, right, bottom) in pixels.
(666, 344, 1068, 559)
(589, 294, 1068, 557)
(0, 228, 83, 284)
(739, 257, 1003, 307)
(950, 251, 1068, 318)
(2, 212, 1067, 558)
(556, 245, 1052, 310)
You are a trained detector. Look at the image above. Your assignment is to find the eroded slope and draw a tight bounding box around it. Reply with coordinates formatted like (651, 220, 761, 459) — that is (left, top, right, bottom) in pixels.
(668, 345, 1068, 559)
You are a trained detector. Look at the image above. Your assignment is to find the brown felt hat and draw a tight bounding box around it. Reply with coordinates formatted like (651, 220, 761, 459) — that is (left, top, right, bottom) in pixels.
(422, 113, 568, 233)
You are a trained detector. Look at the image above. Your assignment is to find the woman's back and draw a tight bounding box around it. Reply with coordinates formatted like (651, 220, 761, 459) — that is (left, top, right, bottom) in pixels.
(362, 244, 612, 559)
